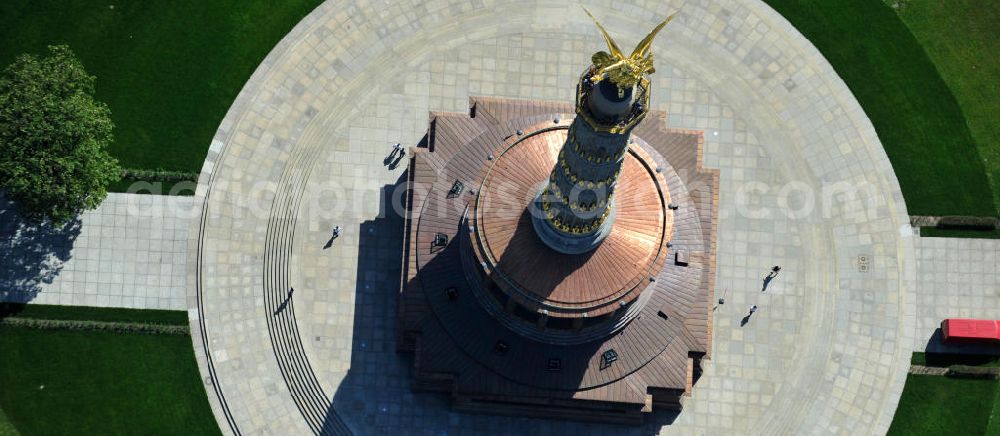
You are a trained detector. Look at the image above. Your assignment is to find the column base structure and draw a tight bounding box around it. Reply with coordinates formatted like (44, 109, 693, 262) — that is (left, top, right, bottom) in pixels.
(397, 96, 719, 425)
(530, 195, 617, 255)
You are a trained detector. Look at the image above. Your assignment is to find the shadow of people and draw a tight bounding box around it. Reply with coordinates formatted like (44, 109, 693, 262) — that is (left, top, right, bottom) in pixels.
(323, 226, 344, 250)
(387, 152, 404, 170)
(383, 151, 397, 166)
(274, 288, 294, 316)
(761, 274, 774, 292)
(0, 196, 82, 304)
(740, 315, 751, 327)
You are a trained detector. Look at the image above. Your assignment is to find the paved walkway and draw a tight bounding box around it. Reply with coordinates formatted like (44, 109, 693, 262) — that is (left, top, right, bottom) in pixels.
(913, 236, 1000, 352)
(1, 193, 192, 310)
(188, 0, 923, 434)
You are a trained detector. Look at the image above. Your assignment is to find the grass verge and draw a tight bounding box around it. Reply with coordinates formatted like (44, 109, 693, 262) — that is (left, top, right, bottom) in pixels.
(763, 0, 996, 217)
(888, 374, 997, 435)
(891, 0, 1000, 218)
(0, 0, 322, 178)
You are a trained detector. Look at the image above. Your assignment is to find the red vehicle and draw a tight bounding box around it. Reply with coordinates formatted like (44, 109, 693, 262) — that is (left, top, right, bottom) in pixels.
(941, 318, 1000, 343)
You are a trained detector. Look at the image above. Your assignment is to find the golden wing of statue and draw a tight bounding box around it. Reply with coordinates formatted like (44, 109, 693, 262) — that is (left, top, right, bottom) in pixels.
(591, 51, 616, 69)
(630, 12, 676, 61)
(583, 7, 624, 60)
(632, 56, 655, 75)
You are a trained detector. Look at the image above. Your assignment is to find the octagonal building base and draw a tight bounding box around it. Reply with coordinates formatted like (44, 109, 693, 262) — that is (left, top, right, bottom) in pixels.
(397, 97, 719, 425)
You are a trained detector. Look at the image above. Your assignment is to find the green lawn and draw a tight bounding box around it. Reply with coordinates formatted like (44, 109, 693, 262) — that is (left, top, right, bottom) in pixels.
(892, 0, 1000, 218)
(0, 305, 208, 435)
(0, 407, 17, 436)
(888, 374, 999, 435)
(764, 0, 996, 217)
(0, 326, 219, 435)
(0, 0, 322, 176)
(991, 384, 1000, 436)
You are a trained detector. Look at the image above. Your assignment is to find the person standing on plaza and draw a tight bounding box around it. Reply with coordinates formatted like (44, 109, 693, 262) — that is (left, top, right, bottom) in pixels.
(763, 265, 781, 292)
(389, 142, 403, 159)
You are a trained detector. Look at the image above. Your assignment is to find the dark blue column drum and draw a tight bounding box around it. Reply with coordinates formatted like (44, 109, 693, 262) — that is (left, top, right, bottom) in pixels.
(532, 68, 650, 254)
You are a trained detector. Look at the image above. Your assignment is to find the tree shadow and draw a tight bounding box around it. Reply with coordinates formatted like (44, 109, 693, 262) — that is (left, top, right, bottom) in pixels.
(0, 196, 81, 305)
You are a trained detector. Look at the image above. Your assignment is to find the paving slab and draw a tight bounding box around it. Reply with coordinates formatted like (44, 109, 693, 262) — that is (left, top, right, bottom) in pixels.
(1, 193, 193, 310)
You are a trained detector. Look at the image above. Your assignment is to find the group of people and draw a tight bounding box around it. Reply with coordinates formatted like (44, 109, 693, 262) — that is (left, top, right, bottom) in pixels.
(389, 142, 405, 159)
(327, 143, 403, 246)
(745, 265, 781, 321)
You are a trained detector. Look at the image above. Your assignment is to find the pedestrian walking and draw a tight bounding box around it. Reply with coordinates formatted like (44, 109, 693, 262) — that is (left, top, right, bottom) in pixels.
(332, 225, 342, 239)
(763, 265, 782, 292)
(740, 304, 759, 327)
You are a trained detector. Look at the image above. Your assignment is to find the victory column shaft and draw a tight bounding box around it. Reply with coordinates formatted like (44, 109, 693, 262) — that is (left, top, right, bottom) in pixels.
(533, 10, 675, 254)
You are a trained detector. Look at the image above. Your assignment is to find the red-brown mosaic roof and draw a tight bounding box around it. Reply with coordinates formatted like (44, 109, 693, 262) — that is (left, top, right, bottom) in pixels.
(396, 96, 720, 424)
(474, 126, 672, 316)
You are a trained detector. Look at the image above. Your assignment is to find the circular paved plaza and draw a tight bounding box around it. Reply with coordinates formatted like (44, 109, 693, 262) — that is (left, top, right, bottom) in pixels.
(186, 0, 917, 434)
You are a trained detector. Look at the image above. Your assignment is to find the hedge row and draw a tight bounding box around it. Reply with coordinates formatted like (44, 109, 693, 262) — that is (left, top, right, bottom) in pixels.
(0, 317, 190, 335)
(120, 168, 199, 183)
(937, 216, 999, 230)
(946, 365, 1000, 380)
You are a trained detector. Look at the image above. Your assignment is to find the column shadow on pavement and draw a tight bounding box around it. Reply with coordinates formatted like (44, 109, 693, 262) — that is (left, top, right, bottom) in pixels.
(325, 173, 681, 434)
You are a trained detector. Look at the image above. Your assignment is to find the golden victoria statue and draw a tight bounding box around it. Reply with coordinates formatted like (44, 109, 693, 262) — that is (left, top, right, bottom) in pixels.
(584, 7, 676, 92)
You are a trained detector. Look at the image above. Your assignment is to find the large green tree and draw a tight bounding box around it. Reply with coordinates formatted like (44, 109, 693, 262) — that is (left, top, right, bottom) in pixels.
(0, 45, 119, 225)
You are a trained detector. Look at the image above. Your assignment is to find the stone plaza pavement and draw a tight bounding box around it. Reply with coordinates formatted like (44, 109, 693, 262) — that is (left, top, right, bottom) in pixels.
(1, 193, 192, 310)
(181, 0, 992, 434)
